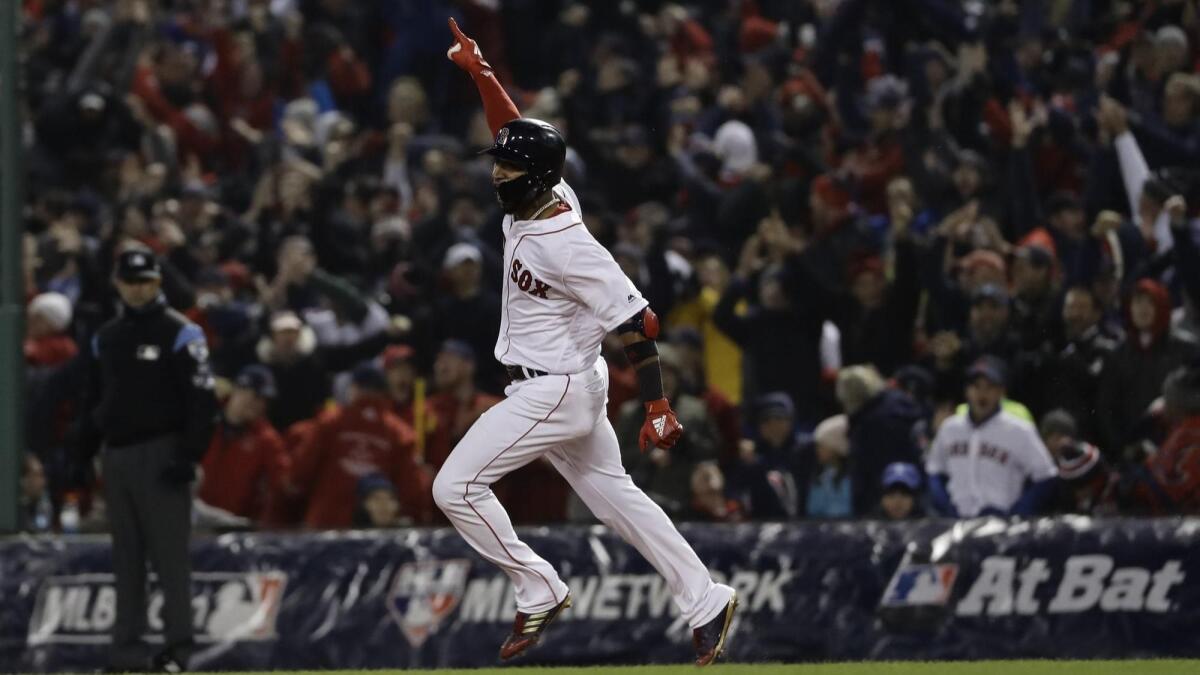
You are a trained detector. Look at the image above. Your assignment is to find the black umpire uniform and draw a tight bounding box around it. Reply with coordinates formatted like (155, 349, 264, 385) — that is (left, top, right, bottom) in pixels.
(79, 249, 218, 671)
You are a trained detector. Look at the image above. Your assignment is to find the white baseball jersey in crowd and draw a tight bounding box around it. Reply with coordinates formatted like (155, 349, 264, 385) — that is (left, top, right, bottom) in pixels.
(432, 180, 734, 629)
(925, 409, 1059, 517)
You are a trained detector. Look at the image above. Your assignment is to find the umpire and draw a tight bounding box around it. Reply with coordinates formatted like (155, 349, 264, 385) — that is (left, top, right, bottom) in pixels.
(78, 247, 218, 672)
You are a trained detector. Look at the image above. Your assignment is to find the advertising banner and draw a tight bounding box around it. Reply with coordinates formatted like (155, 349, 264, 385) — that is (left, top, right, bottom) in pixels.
(1, 518, 1196, 672)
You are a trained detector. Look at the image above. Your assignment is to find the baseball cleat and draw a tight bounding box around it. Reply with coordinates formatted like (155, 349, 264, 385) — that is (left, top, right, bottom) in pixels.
(693, 592, 738, 666)
(499, 593, 572, 661)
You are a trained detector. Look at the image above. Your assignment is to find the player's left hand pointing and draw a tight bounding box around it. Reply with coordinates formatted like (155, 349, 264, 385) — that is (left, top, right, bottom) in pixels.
(640, 398, 683, 452)
(446, 17, 492, 76)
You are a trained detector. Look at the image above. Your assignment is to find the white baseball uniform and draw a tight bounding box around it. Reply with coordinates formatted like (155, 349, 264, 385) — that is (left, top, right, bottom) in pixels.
(925, 409, 1059, 517)
(431, 180, 734, 628)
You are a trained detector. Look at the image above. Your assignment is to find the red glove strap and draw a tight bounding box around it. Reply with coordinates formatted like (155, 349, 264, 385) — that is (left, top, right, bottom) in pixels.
(645, 398, 671, 414)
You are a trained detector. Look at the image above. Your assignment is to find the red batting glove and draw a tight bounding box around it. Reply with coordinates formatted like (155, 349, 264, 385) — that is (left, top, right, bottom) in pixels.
(639, 398, 684, 452)
(446, 17, 492, 76)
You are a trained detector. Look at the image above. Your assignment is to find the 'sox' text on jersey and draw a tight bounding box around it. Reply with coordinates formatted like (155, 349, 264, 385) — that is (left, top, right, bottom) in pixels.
(510, 259, 552, 299)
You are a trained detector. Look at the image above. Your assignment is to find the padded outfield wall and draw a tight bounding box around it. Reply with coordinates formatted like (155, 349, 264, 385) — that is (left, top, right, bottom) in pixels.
(1, 518, 1197, 671)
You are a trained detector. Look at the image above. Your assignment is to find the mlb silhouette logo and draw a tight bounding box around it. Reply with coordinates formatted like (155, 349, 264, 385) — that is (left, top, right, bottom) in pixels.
(387, 559, 471, 647)
(880, 563, 959, 607)
(203, 572, 288, 640)
(497, 128, 510, 146)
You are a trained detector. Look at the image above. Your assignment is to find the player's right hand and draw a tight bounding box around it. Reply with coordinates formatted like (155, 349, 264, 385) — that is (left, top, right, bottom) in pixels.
(447, 17, 492, 76)
(639, 398, 684, 452)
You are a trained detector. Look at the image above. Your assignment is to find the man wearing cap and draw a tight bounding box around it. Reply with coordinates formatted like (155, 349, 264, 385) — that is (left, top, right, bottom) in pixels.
(928, 284, 1032, 407)
(964, 284, 1022, 364)
(1010, 244, 1059, 349)
(77, 247, 218, 672)
(1033, 285, 1120, 442)
(382, 344, 438, 451)
(1024, 192, 1107, 289)
(874, 462, 925, 521)
(834, 220, 921, 376)
(800, 173, 872, 291)
(23, 293, 81, 495)
(24, 292, 77, 367)
(926, 357, 1058, 518)
(259, 310, 332, 431)
(287, 364, 427, 528)
(427, 242, 504, 393)
(426, 340, 502, 468)
(197, 365, 288, 524)
(1039, 409, 1079, 459)
(924, 248, 1006, 338)
(729, 392, 808, 519)
(1052, 440, 1123, 516)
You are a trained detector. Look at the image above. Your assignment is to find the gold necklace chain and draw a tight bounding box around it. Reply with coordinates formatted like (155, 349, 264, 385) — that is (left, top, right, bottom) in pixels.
(527, 197, 560, 221)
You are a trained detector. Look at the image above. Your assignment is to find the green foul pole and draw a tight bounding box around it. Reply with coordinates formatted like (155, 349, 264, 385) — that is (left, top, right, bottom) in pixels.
(0, 0, 24, 533)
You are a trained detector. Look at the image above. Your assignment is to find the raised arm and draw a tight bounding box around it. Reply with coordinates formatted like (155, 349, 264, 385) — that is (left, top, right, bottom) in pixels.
(1168, 197, 1200, 304)
(1102, 96, 1174, 251)
(447, 18, 520, 136)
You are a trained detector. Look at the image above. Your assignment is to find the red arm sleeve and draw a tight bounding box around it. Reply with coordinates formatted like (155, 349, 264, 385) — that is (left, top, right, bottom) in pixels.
(472, 71, 521, 137)
(449, 17, 519, 135)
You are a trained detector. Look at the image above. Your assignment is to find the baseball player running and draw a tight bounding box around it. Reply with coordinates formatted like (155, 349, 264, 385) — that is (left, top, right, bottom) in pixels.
(926, 356, 1059, 517)
(434, 19, 737, 665)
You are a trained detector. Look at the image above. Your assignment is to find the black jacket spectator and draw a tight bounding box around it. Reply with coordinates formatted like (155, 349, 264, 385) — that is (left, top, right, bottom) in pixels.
(728, 394, 815, 520)
(801, 236, 921, 377)
(714, 273, 829, 425)
(836, 366, 925, 516)
(1097, 279, 1196, 456)
(1030, 287, 1123, 445)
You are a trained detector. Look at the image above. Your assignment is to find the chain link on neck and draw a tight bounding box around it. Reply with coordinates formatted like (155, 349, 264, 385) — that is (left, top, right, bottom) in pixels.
(527, 195, 560, 221)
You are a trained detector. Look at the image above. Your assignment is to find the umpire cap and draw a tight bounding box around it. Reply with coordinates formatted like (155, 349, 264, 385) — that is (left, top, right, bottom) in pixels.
(482, 118, 566, 193)
(115, 248, 162, 282)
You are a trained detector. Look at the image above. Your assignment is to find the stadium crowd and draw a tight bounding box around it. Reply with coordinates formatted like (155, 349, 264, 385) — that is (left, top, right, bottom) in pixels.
(16, 0, 1200, 533)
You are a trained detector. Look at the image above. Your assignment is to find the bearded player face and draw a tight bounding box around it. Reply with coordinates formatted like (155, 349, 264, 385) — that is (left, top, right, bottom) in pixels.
(491, 159, 536, 213)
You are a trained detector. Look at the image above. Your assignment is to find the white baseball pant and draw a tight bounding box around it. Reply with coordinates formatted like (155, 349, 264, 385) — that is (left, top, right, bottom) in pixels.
(432, 358, 734, 628)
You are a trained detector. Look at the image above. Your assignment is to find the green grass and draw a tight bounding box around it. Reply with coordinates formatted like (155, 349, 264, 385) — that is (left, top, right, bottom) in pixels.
(202, 661, 1200, 675)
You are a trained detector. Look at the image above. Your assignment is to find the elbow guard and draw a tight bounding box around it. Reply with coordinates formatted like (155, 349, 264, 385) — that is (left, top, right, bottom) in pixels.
(619, 308, 664, 401)
(619, 307, 661, 367)
(617, 307, 660, 340)
(623, 339, 658, 366)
